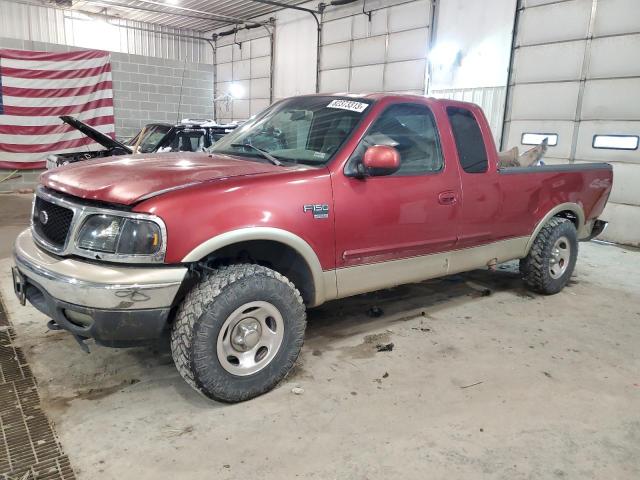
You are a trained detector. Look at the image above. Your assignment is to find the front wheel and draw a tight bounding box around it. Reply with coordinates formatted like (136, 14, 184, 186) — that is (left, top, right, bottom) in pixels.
(520, 217, 578, 295)
(170, 264, 306, 402)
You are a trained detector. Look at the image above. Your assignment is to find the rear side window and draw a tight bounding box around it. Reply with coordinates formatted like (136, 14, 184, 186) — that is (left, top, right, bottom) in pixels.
(447, 106, 487, 173)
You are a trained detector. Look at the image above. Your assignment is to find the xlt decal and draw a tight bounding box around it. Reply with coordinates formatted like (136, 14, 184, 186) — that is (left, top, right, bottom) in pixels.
(303, 204, 329, 219)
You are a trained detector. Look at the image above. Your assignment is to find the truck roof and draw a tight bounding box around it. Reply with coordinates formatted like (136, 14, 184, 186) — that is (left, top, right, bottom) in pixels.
(297, 91, 474, 107)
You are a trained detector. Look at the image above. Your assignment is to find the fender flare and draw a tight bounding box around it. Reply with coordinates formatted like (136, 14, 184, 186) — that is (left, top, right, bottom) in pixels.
(181, 227, 335, 306)
(524, 202, 586, 255)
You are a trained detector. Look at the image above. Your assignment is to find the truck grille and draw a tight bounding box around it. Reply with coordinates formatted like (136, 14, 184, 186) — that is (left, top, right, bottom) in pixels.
(32, 196, 74, 249)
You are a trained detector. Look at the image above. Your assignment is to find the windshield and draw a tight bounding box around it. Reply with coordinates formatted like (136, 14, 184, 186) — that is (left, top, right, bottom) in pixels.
(128, 124, 172, 153)
(158, 129, 209, 152)
(212, 96, 373, 166)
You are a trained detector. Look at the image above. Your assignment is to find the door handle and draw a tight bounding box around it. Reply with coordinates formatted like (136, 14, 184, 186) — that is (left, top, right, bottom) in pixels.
(438, 191, 457, 205)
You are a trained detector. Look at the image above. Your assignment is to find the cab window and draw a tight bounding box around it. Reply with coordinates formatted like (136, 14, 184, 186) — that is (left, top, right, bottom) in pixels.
(346, 103, 443, 176)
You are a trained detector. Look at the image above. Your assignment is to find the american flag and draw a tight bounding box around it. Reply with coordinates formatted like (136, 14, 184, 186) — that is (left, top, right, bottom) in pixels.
(0, 48, 115, 169)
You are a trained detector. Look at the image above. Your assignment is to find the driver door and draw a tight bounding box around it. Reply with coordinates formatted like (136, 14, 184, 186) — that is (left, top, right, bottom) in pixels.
(331, 102, 461, 297)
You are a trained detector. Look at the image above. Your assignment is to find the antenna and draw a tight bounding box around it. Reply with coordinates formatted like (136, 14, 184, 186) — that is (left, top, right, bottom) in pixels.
(176, 58, 188, 124)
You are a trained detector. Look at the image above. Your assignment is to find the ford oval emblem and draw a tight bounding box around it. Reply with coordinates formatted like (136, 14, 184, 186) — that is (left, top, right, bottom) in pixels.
(39, 210, 49, 225)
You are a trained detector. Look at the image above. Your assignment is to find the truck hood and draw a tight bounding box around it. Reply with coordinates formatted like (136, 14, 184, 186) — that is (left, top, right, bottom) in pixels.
(59, 115, 133, 154)
(41, 152, 287, 205)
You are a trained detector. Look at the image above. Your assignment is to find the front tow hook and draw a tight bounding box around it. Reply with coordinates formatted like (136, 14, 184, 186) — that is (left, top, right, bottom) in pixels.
(47, 320, 90, 353)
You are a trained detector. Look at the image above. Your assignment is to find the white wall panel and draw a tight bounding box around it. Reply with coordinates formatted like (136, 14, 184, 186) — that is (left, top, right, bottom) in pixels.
(517, 0, 591, 46)
(503, 120, 576, 159)
(513, 41, 586, 83)
(319, 0, 431, 94)
(250, 78, 271, 99)
(510, 82, 580, 120)
(599, 203, 640, 246)
(504, 0, 640, 245)
(581, 78, 640, 120)
(232, 60, 251, 81)
(352, 10, 388, 39)
(350, 64, 385, 92)
(232, 99, 250, 120)
(575, 120, 640, 163)
(233, 42, 250, 61)
(387, 1, 430, 32)
(250, 99, 270, 117)
(384, 59, 427, 91)
(322, 17, 352, 45)
(320, 42, 351, 70)
(593, 0, 640, 36)
(351, 36, 386, 66)
(319, 69, 350, 93)
(251, 37, 271, 58)
(251, 56, 271, 78)
(592, 161, 640, 206)
(271, 7, 317, 100)
(214, 29, 273, 122)
(216, 45, 233, 64)
(217, 62, 233, 82)
(589, 35, 640, 78)
(387, 29, 429, 63)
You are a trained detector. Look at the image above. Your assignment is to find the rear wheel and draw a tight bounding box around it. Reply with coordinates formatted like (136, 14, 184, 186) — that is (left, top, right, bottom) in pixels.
(171, 264, 306, 402)
(520, 217, 578, 295)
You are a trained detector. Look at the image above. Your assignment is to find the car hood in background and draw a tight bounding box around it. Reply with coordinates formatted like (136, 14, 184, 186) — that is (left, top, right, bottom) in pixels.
(41, 152, 288, 205)
(59, 115, 133, 154)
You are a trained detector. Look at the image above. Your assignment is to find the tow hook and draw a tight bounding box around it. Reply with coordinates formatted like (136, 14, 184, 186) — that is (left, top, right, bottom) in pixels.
(47, 320, 91, 353)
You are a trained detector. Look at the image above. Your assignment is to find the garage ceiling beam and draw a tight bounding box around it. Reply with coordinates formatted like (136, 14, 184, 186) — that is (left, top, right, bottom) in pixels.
(247, 0, 321, 15)
(83, 0, 269, 26)
(80, 0, 232, 25)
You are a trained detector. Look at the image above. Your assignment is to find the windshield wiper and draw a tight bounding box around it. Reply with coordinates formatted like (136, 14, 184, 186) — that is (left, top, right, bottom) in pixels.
(230, 143, 282, 166)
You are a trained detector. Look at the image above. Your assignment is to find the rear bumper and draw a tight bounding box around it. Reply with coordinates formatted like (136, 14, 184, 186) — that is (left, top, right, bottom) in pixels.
(13, 229, 188, 346)
(583, 219, 608, 241)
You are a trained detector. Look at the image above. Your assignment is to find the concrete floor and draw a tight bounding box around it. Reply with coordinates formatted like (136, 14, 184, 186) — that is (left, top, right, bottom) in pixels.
(0, 193, 639, 479)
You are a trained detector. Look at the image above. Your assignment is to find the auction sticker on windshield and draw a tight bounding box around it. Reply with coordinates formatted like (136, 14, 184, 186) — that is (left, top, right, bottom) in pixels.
(326, 99, 369, 113)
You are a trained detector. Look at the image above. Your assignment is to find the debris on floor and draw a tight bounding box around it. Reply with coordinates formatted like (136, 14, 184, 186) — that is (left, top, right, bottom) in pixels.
(376, 342, 394, 352)
(460, 381, 483, 389)
(291, 386, 304, 395)
(465, 280, 493, 297)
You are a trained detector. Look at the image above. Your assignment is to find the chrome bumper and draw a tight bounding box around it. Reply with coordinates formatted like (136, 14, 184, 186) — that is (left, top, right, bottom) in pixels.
(13, 229, 187, 310)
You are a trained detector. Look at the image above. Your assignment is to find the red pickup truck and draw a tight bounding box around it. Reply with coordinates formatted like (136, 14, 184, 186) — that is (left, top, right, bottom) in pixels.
(12, 93, 612, 402)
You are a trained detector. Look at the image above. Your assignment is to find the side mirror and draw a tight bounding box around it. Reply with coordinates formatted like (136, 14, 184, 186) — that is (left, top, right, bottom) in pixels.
(359, 145, 401, 177)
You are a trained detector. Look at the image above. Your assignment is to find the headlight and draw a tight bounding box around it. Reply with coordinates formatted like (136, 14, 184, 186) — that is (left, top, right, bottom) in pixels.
(76, 214, 162, 256)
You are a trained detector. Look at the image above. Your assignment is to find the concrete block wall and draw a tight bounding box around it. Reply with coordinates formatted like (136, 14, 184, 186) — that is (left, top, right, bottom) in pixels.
(110, 52, 214, 140)
(0, 36, 214, 190)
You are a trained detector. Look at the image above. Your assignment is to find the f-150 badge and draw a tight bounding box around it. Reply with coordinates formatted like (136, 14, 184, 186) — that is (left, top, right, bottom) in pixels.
(303, 204, 329, 219)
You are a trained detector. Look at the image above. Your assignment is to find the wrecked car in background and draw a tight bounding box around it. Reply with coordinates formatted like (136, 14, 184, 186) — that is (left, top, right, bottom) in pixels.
(45, 116, 240, 169)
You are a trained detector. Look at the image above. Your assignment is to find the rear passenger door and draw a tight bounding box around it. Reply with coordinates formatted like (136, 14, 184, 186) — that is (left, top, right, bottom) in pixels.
(446, 105, 502, 248)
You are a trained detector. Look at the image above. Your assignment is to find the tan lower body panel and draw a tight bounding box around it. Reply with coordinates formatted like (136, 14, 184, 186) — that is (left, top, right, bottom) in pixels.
(334, 236, 529, 299)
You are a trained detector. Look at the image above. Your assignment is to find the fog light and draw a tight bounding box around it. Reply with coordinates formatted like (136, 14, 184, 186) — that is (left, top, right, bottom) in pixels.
(64, 309, 94, 328)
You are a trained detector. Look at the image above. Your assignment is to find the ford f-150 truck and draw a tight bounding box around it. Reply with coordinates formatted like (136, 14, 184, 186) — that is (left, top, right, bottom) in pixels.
(12, 93, 612, 403)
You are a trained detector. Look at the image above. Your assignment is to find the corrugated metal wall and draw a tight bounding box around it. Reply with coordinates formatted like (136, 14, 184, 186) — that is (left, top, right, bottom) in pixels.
(0, 0, 213, 63)
(429, 86, 507, 146)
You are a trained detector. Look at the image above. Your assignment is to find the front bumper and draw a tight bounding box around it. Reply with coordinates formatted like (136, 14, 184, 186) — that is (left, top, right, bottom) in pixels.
(13, 229, 188, 346)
